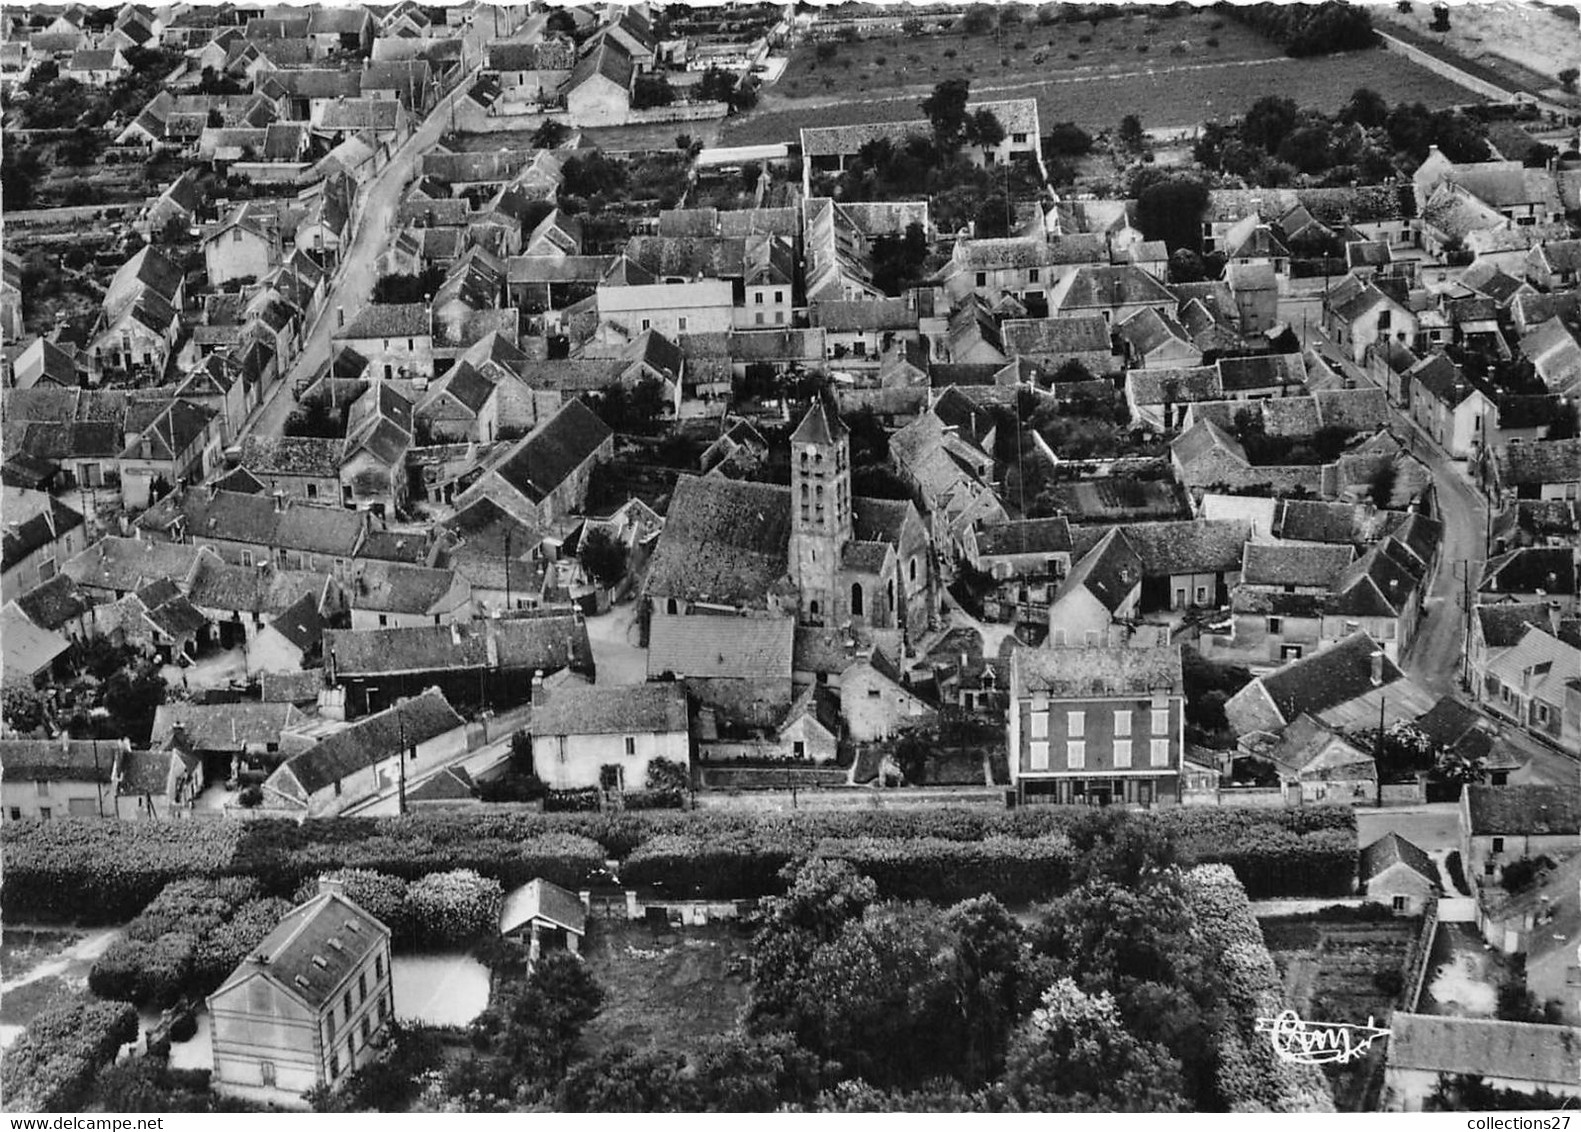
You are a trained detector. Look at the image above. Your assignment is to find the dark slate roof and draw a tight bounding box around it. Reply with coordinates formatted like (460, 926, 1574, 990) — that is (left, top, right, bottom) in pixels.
(976, 517, 1073, 557)
(1054, 528, 1142, 613)
(1002, 315, 1112, 357)
(1465, 785, 1581, 837)
(151, 702, 301, 752)
(407, 764, 476, 803)
(852, 496, 916, 548)
(528, 681, 688, 737)
(644, 475, 792, 607)
(284, 688, 463, 796)
(567, 38, 633, 93)
(1258, 631, 1401, 723)
(1360, 831, 1438, 884)
(2, 498, 84, 572)
(136, 489, 365, 557)
(489, 399, 612, 505)
(269, 591, 325, 653)
(214, 891, 388, 1011)
(325, 615, 593, 677)
(1218, 353, 1307, 394)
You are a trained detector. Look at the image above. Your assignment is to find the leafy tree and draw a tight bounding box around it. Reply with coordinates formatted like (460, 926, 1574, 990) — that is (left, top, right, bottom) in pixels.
(1242, 96, 1299, 153)
(501, 951, 605, 1085)
(1118, 114, 1146, 151)
(1369, 461, 1398, 509)
(406, 869, 502, 947)
(961, 4, 995, 33)
(1168, 248, 1209, 284)
(1342, 87, 1389, 128)
(1429, 1074, 1576, 1111)
(532, 118, 570, 148)
(2, 686, 50, 734)
(968, 108, 1006, 149)
(1045, 122, 1093, 158)
(687, 1032, 833, 1111)
(921, 78, 972, 156)
(747, 859, 877, 1035)
(372, 265, 446, 304)
(1004, 979, 1187, 1111)
(546, 7, 577, 35)
(1, 146, 43, 210)
(631, 74, 676, 110)
(561, 151, 630, 198)
(1135, 174, 1209, 254)
(1560, 67, 1579, 93)
(285, 397, 348, 439)
(558, 1045, 694, 1111)
(578, 528, 629, 589)
(974, 190, 1013, 238)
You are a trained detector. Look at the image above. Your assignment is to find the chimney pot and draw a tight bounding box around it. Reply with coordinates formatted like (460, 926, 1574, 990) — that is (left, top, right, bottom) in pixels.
(1370, 650, 1384, 688)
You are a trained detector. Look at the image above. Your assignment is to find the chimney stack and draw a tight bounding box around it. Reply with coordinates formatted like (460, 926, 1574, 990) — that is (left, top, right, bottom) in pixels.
(1370, 650, 1384, 688)
(318, 875, 346, 897)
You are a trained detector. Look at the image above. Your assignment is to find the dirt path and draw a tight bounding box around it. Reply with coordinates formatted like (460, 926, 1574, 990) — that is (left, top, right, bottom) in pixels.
(0, 927, 123, 996)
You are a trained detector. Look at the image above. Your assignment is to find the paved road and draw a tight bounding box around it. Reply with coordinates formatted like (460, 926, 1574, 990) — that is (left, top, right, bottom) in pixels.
(240, 75, 477, 442)
(1302, 324, 1487, 700)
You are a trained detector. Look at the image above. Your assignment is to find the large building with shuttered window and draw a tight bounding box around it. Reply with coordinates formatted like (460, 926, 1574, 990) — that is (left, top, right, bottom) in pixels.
(1007, 645, 1184, 807)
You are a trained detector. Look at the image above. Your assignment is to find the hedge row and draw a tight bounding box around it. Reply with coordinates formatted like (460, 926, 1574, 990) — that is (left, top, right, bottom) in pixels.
(1, 820, 244, 921)
(1183, 866, 1336, 1113)
(814, 835, 1075, 905)
(88, 879, 290, 1009)
(0, 994, 140, 1112)
(0, 805, 1359, 921)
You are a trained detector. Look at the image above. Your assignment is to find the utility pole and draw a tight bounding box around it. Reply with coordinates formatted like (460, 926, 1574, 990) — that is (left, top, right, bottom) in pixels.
(504, 527, 512, 612)
(1462, 560, 1472, 692)
(396, 697, 407, 816)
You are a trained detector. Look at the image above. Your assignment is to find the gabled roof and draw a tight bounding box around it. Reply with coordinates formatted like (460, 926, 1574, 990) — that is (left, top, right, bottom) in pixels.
(528, 681, 688, 737)
(1241, 540, 1354, 589)
(1465, 784, 1581, 837)
(1360, 831, 1438, 885)
(13, 573, 93, 632)
(500, 878, 586, 937)
(975, 517, 1073, 558)
(1388, 1015, 1581, 1089)
(1057, 264, 1174, 311)
(648, 611, 794, 680)
(211, 890, 388, 1013)
(1496, 438, 1581, 487)
(325, 615, 593, 678)
(280, 688, 463, 798)
(151, 701, 301, 752)
(1476, 601, 1557, 650)
(485, 399, 612, 507)
(0, 737, 119, 782)
(2, 497, 84, 572)
(565, 38, 633, 93)
(1052, 527, 1142, 613)
(644, 475, 793, 608)
(1256, 630, 1402, 725)
(1002, 316, 1111, 358)
(1480, 546, 1577, 596)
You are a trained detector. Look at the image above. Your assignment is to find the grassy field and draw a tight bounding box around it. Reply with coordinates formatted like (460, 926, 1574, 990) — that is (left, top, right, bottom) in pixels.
(580, 919, 753, 1056)
(725, 9, 1481, 146)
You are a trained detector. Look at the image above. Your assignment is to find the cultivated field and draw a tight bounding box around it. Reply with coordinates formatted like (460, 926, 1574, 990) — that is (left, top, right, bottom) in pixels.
(1374, 1, 1581, 105)
(579, 919, 754, 1055)
(724, 12, 1482, 144)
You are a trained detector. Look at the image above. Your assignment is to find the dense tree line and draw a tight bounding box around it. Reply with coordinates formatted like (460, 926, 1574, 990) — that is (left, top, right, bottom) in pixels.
(1222, 1, 1376, 57)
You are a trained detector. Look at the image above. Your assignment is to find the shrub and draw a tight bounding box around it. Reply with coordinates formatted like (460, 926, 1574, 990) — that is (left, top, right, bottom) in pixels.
(407, 869, 503, 947)
(816, 835, 1075, 904)
(168, 1012, 198, 1043)
(1, 994, 140, 1112)
(1206, 36, 1219, 46)
(292, 869, 413, 939)
(623, 832, 796, 898)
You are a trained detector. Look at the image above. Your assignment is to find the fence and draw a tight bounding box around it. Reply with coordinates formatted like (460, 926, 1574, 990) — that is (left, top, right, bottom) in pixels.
(1403, 894, 1441, 1013)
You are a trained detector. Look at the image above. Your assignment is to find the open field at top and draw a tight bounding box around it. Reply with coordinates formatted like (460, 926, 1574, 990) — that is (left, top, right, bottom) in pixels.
(722, 13, 1483, 145)
(1374, 1, 1581, 106)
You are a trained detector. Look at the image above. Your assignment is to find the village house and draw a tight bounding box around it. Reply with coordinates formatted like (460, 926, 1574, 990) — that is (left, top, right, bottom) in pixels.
(526, 682, 689, 794)
(324, 614, 594, 714)
(261, 688, 467, 817)
(1461, 784, 1581, 884)
(208, 885, 394, 1107)
(451, 398, 613, 529)
(0, 738, 126, 821)
(2, 494, 86, 605)
(1359, 832, 1439, 915)
(1007, 644, 1185, 807)
(1262, 712, 1378, 807)
(1386, 1015, 1581, 1110)
(344, 560, 470, 630)
(648, 611, 795, 735)
(1493, 439, 1581, 503)
(340, 382, 414, 517)
(1478, 625, 1581, 756)
(1224, 629, 1436, 735)
(136, 487, 372, 577)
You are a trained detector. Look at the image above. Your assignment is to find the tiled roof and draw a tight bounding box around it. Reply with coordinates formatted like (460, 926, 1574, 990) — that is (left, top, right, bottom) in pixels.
(1465, 784, 1581, 837)
(235, 435, 342, 478)
(1360, 831, 1437, 884)
(647, 612, 794, 679)
(2, 497, 84, 572)
(137, 488, 364, 557)
(1107, 519, 1251, 576)
(325, 615, 593, 677)
(485, 399, 612, 506)
(1011, 644, 1182, 697)
(1241, 541, 1354, 588)
(336, 303, 430, 340)
(0, 738, 119, 782)
(13, 574, 94, 632)
(528, 681, 688, 737)
(1476, 602, 1556, 650)
(1496, 438, 1581, 487)
(500, 878, 586, 937)
(1057, 264, 1173, 311)
(644, 475, 793, 608)
(1388, 1015, 1581, 1089)
(1054, 528, 1142, 613)
(566, 38, 633, 92)
(976, 517, 1073, 557)
(1257, 630, 1401, 724)
(63, 537, 206, 595)
(1003, 316, 1112, 357)
(187, 558, 330, 617)
(1480, 546, 1577, 596)
(151, 702, 300, 752)
(282, 688, 463, 798)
